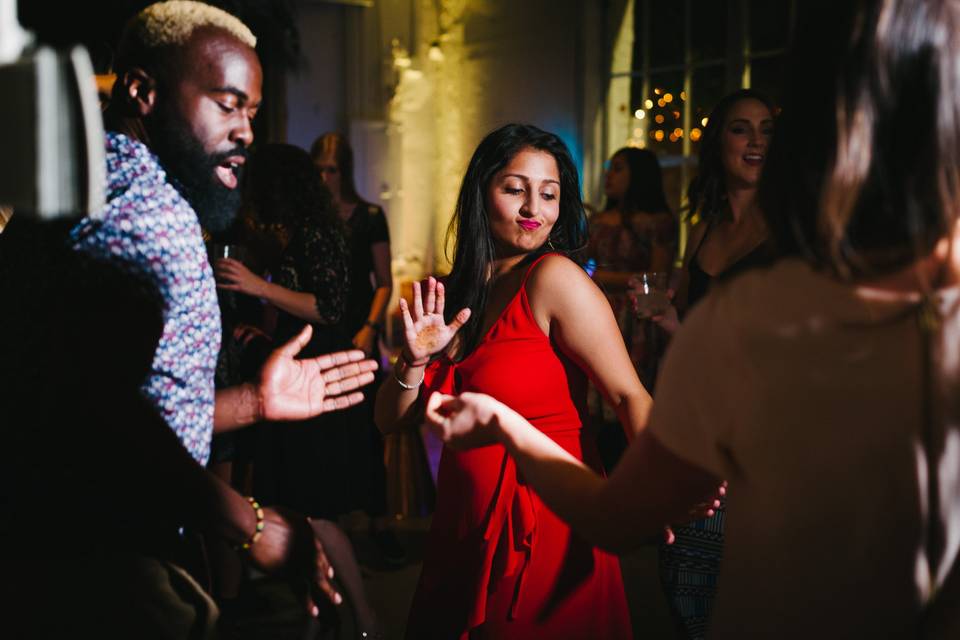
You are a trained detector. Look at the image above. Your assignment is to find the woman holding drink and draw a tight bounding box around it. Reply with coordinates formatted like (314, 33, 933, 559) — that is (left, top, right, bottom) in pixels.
(634, 87, 776, 639)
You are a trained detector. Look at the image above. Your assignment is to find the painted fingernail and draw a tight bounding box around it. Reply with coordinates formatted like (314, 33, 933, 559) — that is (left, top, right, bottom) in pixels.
(311, 605, 319, 617)
(328, 566, 335, 579)
(334, 593, 343, 605)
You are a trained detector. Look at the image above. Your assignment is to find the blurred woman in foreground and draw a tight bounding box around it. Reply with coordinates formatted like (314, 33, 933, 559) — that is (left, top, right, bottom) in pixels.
(425, 1, 960, 637)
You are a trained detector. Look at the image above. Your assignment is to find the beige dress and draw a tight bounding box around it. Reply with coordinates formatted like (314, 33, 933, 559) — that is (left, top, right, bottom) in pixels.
(650, 258, 960, 638)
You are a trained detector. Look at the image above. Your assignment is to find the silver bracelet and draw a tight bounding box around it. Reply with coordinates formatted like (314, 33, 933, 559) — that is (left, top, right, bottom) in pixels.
(394, 361, 425, 390)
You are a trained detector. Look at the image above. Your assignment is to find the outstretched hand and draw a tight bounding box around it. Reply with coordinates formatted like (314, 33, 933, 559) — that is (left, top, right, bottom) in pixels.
(424, 391, 507, 450)
(259, 324, 379, 420)
(399, 277, 471, 363)
(246, 506, 342, 614)
(662, 481, 727, 545)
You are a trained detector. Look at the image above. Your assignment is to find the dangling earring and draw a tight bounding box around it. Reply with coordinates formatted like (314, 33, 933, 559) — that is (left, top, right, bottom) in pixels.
(547, 236, 556, 251)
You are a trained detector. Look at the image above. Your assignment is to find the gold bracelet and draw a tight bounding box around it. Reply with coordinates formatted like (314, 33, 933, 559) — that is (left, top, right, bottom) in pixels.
(237, 497, 265, 550)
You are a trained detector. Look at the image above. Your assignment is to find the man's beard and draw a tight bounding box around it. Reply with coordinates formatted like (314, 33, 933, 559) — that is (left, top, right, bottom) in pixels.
(150, 110, 248, 234)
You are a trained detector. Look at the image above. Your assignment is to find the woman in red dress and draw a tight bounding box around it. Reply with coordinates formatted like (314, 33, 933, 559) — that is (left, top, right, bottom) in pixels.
(375, 124, 651, 638)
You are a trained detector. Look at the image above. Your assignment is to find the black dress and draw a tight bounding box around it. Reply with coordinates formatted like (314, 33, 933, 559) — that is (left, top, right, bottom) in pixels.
(251, 219, 360, 517)
(254, 204, 394, 519)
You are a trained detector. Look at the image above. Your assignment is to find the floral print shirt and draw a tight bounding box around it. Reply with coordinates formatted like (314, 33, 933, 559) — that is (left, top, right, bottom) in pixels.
(71, 132, 220, 465)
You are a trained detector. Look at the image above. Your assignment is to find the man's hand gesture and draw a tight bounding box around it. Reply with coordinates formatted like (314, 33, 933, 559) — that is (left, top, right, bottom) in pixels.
(258, 324, 379, 420)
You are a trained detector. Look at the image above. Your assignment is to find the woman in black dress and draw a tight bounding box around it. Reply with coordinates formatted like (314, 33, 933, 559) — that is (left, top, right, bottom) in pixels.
(311, 132, 405, 564)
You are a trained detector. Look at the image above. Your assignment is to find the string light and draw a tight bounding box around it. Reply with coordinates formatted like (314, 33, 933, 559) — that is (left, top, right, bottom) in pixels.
(634, 109, 646, 119)
(673, 110, 681, 120)
(654, 88, 662, 95)
(673, 127, 683, 138)
(644, 99, 654, 109)
(669, 132, 678, 142)
(655, 114, 665, 124)
(634, 127, 643, 137)
(701, 117, 709, 127)
(664, 93, 673, 103)
(690, 127, 702, 142)
(680, 91, 686, 101)
(657, 98, 666, 107)
(654, 130, 665, 141)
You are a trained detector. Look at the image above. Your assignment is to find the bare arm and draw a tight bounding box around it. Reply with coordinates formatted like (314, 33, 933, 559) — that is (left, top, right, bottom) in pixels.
(215, 258, 326, 324)
(528, 255, 652, 438)
(352, 242, 393, 354)
(373, 277, 470, 434)
(590, 269, 635, 292)
(426, 392, 720, 553)
(367, 242, 393, 326)
(214, 325, 378, 433)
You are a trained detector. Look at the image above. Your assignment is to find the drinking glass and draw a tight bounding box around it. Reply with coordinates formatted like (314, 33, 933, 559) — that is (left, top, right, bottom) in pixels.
(630, 271, 670, 319)
(212, 244, 245, 262)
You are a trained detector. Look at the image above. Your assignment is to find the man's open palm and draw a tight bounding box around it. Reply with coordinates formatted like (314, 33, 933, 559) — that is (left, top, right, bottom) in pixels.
(259, 324, 379, 420)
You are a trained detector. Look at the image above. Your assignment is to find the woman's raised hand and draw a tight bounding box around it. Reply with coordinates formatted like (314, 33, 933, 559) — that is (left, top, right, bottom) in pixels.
(398, 277, 471, 363)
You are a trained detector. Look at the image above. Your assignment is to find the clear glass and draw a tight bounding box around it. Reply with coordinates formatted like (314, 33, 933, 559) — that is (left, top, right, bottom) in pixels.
(630, 271, 670, 319)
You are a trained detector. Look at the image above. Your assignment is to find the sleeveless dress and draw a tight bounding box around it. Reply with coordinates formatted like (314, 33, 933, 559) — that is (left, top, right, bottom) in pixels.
(405, 255, 633, 639)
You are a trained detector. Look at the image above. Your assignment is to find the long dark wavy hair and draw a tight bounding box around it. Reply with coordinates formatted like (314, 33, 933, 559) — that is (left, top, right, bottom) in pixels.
(760, 0, 960, 278)
(686, 89, 775, 225)
(241, 143, 343, 268)
(603, 147, 671, 240)
(603, 147, 671, 215)
(444, 123, 588, 359)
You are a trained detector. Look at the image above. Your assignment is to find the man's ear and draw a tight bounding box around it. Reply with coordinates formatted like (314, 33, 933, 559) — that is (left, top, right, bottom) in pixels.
(122, 67, 158, 117)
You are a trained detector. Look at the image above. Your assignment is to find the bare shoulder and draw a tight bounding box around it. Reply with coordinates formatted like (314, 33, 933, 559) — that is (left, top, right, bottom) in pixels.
(527, 254, 607, 318)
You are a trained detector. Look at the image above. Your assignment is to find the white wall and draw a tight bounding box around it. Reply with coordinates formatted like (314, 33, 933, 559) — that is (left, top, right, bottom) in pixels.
(285, 2, 347, 152)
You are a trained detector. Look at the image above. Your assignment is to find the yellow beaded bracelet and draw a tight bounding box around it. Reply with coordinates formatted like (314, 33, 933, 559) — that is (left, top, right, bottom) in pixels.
(239, 497, 265, 550)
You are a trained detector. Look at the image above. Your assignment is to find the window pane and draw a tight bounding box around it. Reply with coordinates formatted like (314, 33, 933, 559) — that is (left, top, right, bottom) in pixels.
(642, 70, 685, 155)
(749, 55, 786, 105)
(690, 0, 728, 63)
(748, 0, 791, 53)
(690, 65, 726, 155)
(648, 0, 686, 68)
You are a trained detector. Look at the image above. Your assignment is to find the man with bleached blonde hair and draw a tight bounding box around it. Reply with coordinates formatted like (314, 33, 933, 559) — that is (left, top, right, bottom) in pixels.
(63, 1, 377, 635)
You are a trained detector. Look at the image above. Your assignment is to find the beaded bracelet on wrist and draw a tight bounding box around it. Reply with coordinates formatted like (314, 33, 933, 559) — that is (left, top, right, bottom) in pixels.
(237, 497, 265, 550)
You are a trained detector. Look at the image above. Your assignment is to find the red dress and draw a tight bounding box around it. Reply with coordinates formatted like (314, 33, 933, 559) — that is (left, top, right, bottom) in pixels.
(406, 255, 633, 639)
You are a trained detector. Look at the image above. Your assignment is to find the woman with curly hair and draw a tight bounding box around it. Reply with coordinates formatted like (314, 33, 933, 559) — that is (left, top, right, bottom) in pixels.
(216, 142, 384, 637)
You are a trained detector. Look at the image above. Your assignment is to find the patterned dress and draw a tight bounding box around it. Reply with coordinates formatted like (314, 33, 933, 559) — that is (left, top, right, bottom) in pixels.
(250, 220, 360, 517)
(587, 210, 676, 393)
(71, 132, 221, 465)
